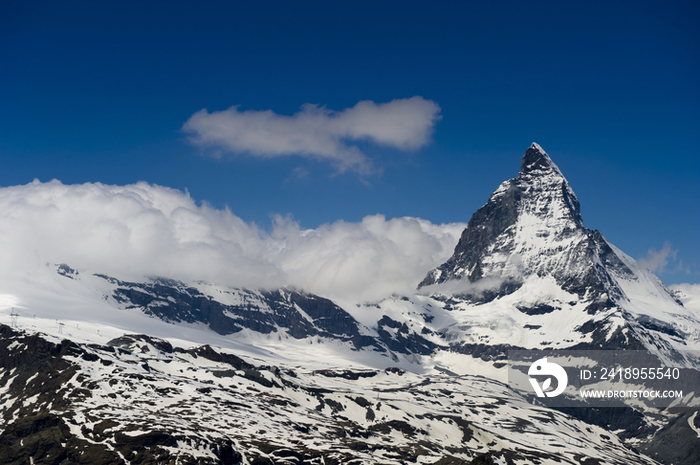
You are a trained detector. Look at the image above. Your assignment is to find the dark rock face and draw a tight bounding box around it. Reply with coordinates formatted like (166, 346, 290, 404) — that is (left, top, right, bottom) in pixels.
(263, 291, 361, 342)
(0, 326, 82, 418)
(419, 143, 634, 311)
(515, 303, 558, 315)
(96, 275, 384, 352)
(56, 263, 79, 279)
(92, 274, 446, 358)
(375, 315, 443, 355)
(107, 333, 174, 353)
(640, 409, 700, 465)
(0, 324, 243, 464)
(0, 412, 124, 465)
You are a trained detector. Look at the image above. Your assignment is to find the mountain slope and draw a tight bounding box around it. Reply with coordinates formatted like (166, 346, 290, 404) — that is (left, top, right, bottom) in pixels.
(0, 324, 662, 465)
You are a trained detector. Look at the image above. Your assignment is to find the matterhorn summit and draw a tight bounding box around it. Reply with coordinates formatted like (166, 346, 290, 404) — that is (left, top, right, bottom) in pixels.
(419, 142, 629, 311)
(419, 143, 697, 355)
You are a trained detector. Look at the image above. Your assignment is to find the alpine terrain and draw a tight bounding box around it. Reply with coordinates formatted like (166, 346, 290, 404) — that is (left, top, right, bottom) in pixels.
(1, 143, 699, 465)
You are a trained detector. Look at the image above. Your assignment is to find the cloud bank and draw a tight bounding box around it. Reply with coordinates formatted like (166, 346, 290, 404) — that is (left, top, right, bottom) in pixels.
(181, 97, 442, 174)
(0, 180, 464, 303)
(669, 283, 700, 314)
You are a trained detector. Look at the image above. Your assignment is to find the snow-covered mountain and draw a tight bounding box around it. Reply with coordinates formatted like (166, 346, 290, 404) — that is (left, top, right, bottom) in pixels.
(0, 324, 665, 464)
(1, 143, 699, 464)
(4, 144, 698, 366)
(417, 143, 700, 359)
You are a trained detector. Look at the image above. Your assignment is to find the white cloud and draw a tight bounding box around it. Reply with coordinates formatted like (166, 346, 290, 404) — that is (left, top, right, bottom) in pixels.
(271, 213, 465, 302)
(181, 97, 442, 174)
(668, 283, 700, 314)
(0, 180, 464, 304)
(418, 277, 509, 299)
(637, 241, 678, 273)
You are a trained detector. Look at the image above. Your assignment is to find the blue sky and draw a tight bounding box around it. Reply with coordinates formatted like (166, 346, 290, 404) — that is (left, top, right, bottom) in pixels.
(1, 0, 698, 285)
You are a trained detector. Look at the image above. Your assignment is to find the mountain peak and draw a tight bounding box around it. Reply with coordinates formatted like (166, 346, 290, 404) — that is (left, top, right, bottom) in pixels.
(520, 142, 561, 175)
(419, 143, 636, 311)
